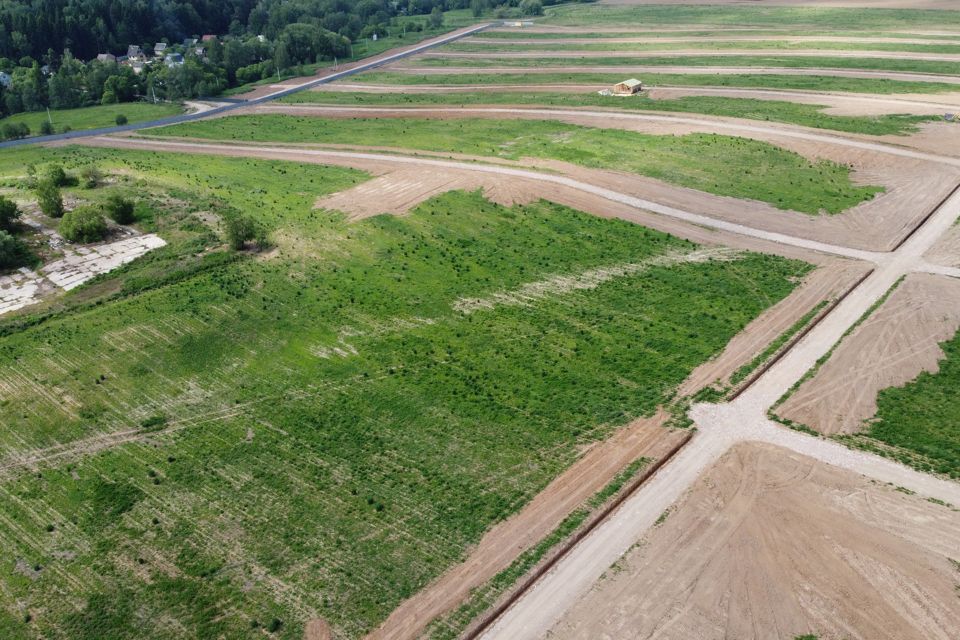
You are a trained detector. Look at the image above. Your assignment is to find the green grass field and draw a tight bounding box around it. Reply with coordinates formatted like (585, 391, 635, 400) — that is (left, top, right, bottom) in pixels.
(0, 103, 183, 137)
(542, 5, 960, 30)
(279, 90, 935, 136)
(149, 114, 882, 215)
(445, 39, 960, 54)
(412, 53, 960, 76)
(479, 29, 960, 41)
(0, 143, 812, 639)
(350, 69, 960, 94)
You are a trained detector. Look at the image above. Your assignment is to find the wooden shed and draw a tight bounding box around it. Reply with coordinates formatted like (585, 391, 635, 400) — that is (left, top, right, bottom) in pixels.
(613, 79, 643, 95)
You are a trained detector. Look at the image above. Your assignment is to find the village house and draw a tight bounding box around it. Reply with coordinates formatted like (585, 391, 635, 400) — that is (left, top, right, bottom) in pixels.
(127, 45, 145, 60)
(96, 53, 116, 64)
(182, 38, 198, 47)
(164, 53, 184, 67)
(153, 42, 168, 57)
(0, 71, 11, 88)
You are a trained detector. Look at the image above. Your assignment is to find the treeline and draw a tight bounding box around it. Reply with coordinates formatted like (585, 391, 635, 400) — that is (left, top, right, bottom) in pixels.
(0, 0, 455, 60)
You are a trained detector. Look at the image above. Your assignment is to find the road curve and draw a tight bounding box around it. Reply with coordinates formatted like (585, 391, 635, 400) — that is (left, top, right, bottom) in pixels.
(251, 104, 960, 167)
(82, 136, 886, 263)
(0, 23, 491, 150)
(479, 159, 960, 640)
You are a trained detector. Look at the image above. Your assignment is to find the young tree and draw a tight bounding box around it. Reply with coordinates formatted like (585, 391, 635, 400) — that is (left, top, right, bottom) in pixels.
(0, 230, 35, 270)
(104, 194, 135, 224)
(520, 0, 543, 16)
(224, 214, 265, 250)
(35, 179, 64, 217)
(429, 7, 444, 28)
(44, 164, 69, 186)
(39, 119, 53, 135)
(79, 165, 102, 189)
(59, 206, 107, 243)
(0, 195, 21, 231)
(115, 113, 128, 125)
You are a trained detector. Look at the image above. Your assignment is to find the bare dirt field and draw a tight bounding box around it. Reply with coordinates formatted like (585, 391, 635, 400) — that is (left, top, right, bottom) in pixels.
(775, 272, 960, 434)
(925, 223, 960, 267)
(427, 49, 960, 62)
(548, 442, 960, 640)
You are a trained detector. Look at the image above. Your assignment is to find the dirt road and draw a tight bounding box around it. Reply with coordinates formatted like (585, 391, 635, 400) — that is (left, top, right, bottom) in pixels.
(550, 442, 960, 640)
(478, 137, 960, 640)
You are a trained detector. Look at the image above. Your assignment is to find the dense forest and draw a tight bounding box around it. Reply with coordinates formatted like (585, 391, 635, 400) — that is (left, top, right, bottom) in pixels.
(0, 0, 487, 60)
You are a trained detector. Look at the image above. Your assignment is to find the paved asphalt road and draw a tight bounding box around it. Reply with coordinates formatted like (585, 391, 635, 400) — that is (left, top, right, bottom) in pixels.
(0, 22, 490, 150)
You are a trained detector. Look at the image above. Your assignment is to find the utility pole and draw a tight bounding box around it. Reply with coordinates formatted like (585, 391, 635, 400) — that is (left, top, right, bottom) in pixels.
(46, 107, 53, 126)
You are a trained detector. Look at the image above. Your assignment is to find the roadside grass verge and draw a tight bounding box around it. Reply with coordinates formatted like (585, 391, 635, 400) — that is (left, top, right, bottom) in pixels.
(412, 54, 960, 76)
(0, 102, 183, 137)
(149, 114, 883, 215)
(480, 30, 960, 41)
(279, 91, 936, 136)
(349, 70, 960, 94)
(0, 153, 812, 639)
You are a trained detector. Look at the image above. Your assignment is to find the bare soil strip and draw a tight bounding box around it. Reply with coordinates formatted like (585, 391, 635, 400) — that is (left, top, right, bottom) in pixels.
(469, 35, 960, 45)
(548, 442, 960, 640)
(776, 273, 960, 434)
(599, 0, 960, 7)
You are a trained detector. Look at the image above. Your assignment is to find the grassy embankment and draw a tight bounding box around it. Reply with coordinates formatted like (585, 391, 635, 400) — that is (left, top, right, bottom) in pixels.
(444, 40, 960, 54)
(280, 91, 936, 136)
(0, 102, 182, 137)
(0, 144, 811, 639)
(149, 114, 883, 215)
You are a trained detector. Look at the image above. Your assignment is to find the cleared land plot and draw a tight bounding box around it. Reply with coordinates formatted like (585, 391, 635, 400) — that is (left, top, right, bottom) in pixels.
(548, 442, 960, 640)
(0, 140, 813, 638)
(148, 114, 883, 215)
(775, 274, 960, 439)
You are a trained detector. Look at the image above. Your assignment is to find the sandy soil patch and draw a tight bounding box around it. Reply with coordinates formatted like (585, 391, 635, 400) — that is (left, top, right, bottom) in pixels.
(303, 618, 332, 640)
(314, 166, 541, 221)
(924, 222, 960, 267)
(775, 272, 960, 435)
(548, 441, 960, 640)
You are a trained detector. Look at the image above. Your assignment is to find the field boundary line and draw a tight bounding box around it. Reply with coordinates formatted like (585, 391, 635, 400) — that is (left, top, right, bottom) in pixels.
(460, 429, 693, 640)
(890, 181, 960, 252)
(728, 267, 874, 401)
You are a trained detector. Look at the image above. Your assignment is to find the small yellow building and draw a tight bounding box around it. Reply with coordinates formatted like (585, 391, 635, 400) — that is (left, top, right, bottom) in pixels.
(613, 79, 643, 95)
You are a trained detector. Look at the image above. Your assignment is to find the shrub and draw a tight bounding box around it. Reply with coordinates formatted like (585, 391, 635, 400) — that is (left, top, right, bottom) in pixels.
(105, 194, 135, 224)
(520, 0, 543, 16)
(35, 180, 65, 218)
(115, 114, 128, 126)
(79, 165, 102, 189)
(44, 164, 70, 187)
(59, 206, 108, 243)
(0, 196, 21, 232)
(224, 214, 263, 250)
(39, 120, 54, 136)
(2, 122, 30, 140)
(61, 125, 72, 134)
(0, 230, 35, 270)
